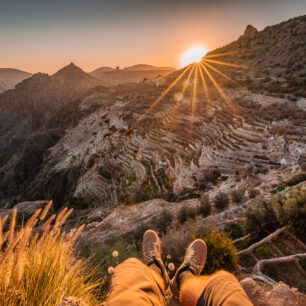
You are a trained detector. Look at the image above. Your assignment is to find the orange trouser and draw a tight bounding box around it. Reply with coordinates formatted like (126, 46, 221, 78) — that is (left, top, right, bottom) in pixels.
(104, 258, 252, 306)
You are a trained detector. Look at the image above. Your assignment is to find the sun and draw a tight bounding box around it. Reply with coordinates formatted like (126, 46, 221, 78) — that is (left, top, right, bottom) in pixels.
(181, 45, 208, 67)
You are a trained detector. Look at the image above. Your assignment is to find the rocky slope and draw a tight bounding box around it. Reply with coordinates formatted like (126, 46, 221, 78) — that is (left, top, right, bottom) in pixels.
(90, 64, 175, 86)
(0, 18, 305, 209)
(0, 63, 105, 207)
(0, 68, 32, 93)
(205, 15, 306, 99)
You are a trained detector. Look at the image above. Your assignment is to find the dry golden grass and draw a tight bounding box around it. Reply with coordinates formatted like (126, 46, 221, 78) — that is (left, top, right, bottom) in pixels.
(0, 201, 101, 306)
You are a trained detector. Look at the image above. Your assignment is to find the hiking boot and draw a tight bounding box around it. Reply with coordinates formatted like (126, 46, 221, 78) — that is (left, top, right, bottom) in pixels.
(171, 239, 207, 298)
(142, 229, 170, 288)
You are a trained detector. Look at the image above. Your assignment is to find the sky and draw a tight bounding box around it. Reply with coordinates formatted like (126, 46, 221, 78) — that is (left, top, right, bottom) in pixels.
(0, 0, 305, 74)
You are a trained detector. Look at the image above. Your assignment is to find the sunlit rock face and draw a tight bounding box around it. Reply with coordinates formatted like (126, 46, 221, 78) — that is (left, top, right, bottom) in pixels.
(243, 25, 258, 38)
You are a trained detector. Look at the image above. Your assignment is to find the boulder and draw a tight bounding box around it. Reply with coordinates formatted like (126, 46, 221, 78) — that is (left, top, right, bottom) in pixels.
(241, 278, 306, 306)
(0, 200, 50, 218)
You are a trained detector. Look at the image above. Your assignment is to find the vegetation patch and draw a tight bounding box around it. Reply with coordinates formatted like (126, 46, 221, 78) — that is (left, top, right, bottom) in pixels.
(198, 195, 211, 217)
(239, 255, 257, 272)
(201, 230, 238, 274)
(154, 209, 173, 234)
(254, 243, 274, 260)
(272, 235, 291, 256)
(66, 195, 89, 210)
(247, 188, 260, 198)
(177, 206, 197, 224)
(214, 192, 229, 211)
(224, 223, 244, 240)
(230, 189, 245, 203)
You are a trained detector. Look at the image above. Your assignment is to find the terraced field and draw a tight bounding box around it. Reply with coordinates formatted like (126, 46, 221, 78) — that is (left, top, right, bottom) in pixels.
(34, 78, 305, 207)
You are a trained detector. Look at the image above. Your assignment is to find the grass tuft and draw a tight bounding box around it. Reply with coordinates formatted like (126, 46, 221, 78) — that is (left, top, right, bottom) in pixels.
(0, 201, 101, 306)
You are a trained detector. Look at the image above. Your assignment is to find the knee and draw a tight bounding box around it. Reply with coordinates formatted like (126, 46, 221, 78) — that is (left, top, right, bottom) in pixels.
(180, 277, 206, 306)
(212, 270, 236, 279)
(123, 257, 141, 264)
(116, 257, 143, 270)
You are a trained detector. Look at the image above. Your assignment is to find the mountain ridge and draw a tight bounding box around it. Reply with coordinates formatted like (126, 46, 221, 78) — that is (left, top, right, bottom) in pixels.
(0, 68, 32, 93)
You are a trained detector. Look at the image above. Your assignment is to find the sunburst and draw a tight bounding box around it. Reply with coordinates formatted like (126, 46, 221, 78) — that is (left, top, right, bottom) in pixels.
(130, 48, 248, 133)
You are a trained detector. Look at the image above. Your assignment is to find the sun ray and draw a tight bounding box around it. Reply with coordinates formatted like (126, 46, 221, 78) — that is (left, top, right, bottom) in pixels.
(204, 51, 238, 59)
(203, 61, 240, 86)
(199, 62, 242, 117)
(131, 64, 192, 129)
(181, 64, 196, 96)
(198, 62, 210, 99)
(204, 58, 247, 69)
(167, 64, 196, 132)
(199, 62, 230, 103)
(190, 63, 199, 131)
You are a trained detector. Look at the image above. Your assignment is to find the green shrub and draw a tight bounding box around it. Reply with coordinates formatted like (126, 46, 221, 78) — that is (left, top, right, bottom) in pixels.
(230, 189, 245, 203)
(202, 230, 238, 274)
(271, 186, 306, 237)
(155, 209, 173, 233)
(284, 173, 306, 186)
(271, 185, 285, 194)
(178, 206, 196, 224)
(198, 195, 211, 217)
(248, 188, 260, 198)
(244, 201, 277, 238)
(254, 243, 274, 259)
(272, 235, 291, 256)
(214, 192, 229, 211)
(66, 196, 89, 209)
(224, 223, 244, 240)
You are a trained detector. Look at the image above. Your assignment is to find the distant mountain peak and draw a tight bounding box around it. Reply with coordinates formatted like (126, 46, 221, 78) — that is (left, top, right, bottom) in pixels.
(0, 68, 32, 93)
(125, 64, 175, 71)
(54, 62, 90, 80)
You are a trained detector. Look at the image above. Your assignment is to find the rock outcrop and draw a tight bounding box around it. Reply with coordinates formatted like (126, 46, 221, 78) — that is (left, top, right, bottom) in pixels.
(243, 25, 258, 38)
(241, 278, 306, 306)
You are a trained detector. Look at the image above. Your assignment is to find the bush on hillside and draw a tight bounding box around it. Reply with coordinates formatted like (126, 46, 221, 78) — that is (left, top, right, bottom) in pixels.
(224, 223, 244, 240)
(178, 206, 196, 224)
(284, 172, 306, 186)
(201, 230, 238, 274)
(230, 189, 245, 203)
(161, 221, 238, 275)
(66, 195, 89, 209)
(271, 186, 306, 237)
(198, 195, 211, 217)
(161, 222, 194, 266)
(244, 186, 306, 239)
(0, 201, 100, 306)
(214, 192, 229, 211)
(155, 209, 173, 233)
(244, 200, 277, 238)
(248, 188, 260, 198)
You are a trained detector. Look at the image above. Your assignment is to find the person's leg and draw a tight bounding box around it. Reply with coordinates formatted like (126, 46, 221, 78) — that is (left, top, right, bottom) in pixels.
(180, 271, 253, 306)
(104, 257, 167, 306)
(104, 230, 169, 306)
(171, 239, 252, 306)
